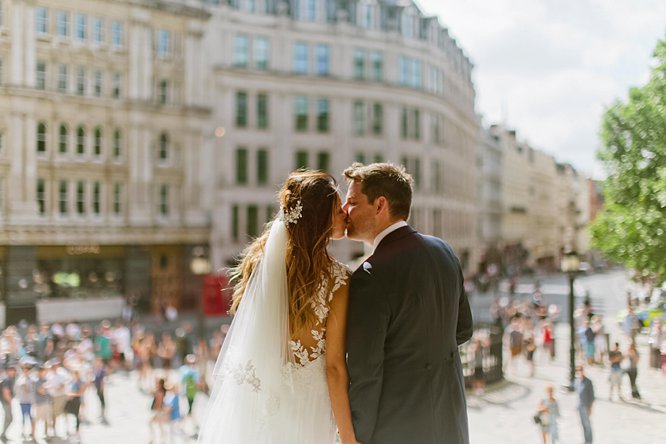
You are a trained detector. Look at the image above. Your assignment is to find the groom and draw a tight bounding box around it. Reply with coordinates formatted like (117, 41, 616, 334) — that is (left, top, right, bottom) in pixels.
(343, 162, 473, 444)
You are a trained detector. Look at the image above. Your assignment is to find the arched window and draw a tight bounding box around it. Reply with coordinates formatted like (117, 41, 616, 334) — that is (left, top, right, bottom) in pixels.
(36, 122, 47, 153)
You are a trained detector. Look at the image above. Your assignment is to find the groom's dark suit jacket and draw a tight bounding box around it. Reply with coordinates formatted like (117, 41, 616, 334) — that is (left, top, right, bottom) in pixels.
(347, 225, 473, 444)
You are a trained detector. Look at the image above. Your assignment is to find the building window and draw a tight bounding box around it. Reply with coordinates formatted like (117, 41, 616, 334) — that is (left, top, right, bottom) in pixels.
(400, 107, 420, 140)
(370, 51, 383, 81)
(111, 21, 123, 48)
(371, 102, 383, 135)
(36, 122, 47, 153)
(431, 160, 442, 193)
(400, 57, 422, 88)
(58, 180, 68, 215)
(93, 127, 102, 157)
(113, 182, 122, 215)
(353, 48, 365, 80)
(245, 0, 256, 13)
(158, 133, 169, 161)
(317, 151, 330, 172)
(317, 98, 329, 133)
(315, 44, 330, 76)
(92, 181, 101, 215)
(76, 181, 85, 215)
(92, 17, 104, 44)
(412, 109, 420, 140)
(76, 126, 85, 155)
(37, 179, 46, 215)
(235, 147, 248, 185)
(113, 129, 121, 159)
(158, 79, 169, 104)
(59, 124, 68, 154)
(159, 184, 169, 216)
(361, 4, 374, 29)
(247, 205, 259, 238)
(112, 72, 121, 98)
(36, 62, 46, 89)
(254, 37, 269, 70)
(233, 34, 249, 67)
(76, 67, 85, 95)
(295, 150, 308, 169)
(355, 152, 366, 164)
(305, 0, 317, 21)
(57, 64, 67, 92)
(93, 70, 102, 96)
(56, 11, 69, 37)
(157, 30, 171, 57)
(293, 42, 308, 74)
(256, 93, 269, 129)
(294, 96, 308, 131)
(75, 13, 86, 40)
(235, 91, 248, 128)
(231, 204, 239, 241)
(431, 113, 441, 145)
(36, 7, 48, 34)
(257, 149, 268, 185)
(401, 11, 414, 39)
(353, 101, 365, 136)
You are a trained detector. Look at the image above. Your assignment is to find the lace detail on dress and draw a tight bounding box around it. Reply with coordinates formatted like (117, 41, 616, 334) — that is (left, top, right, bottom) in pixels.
(288, 261, 350, 367)
(220, 359, 262, 392)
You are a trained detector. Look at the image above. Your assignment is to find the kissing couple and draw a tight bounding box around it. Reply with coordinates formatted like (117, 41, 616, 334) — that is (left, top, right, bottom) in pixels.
(198, 163, 473, 444)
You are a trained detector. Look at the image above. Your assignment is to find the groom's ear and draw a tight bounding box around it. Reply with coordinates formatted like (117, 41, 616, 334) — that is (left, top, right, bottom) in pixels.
(375, 196, 389, 215)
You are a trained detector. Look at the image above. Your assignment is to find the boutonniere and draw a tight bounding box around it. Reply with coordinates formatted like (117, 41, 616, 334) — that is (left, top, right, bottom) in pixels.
(362, 262, 373, 274)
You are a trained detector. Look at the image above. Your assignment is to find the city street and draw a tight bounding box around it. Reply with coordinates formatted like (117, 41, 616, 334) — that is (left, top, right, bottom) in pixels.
(2, 269, 663, 444)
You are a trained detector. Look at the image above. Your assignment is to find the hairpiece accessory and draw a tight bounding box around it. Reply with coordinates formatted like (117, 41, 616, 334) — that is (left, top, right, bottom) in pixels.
(282, 200, 303, 225)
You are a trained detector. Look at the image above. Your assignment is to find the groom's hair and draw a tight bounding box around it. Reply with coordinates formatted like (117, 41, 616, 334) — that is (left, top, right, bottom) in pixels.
(343, 162, 413, 220)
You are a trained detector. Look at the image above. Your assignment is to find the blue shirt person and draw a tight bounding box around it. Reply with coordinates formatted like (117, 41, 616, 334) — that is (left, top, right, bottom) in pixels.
(575, 366, 595, 444)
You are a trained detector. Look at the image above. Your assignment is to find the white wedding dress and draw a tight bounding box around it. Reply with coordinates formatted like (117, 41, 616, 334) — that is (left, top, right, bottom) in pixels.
(198, 219, 349, 444)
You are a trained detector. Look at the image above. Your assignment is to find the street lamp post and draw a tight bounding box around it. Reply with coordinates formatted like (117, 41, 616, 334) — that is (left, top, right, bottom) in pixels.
(561, 250, 580, 391)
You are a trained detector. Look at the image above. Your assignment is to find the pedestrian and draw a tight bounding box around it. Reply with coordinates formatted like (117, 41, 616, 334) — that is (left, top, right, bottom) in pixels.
(524, 323, 537, 377)
(541, 320, 555, 361)
(625, 340, 641, 399)
(95, 321, 113, 369)
(15, 364, 36, 441)
(65, 369, 84, 441)
(93, 357, 108, 423)
(582, 320, 596, 365)
(506, 316, 524, 371)
(535, 385, 560, 444)
(149, 378, 168, 443)
(591, 316, 606, 365)
(47, 359, 70, 436)
(575, 365, 595, 444)
(623, 306, 641, 342)
(163, 381, 182, 441)
(34, 365, 53, 439)
(608, 342, 624, 401)
(648, 318, 663, 369)
(179, 354, 200, 416)
(1, 366, 17, 441)
(470, 337, 486, 396)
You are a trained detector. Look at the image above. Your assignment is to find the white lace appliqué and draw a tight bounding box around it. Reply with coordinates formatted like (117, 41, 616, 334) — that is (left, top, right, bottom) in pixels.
(222, 359, 262, 392)
(288, 261, 349, 367)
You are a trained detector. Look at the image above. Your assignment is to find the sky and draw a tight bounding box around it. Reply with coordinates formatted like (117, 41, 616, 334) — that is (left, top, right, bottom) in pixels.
(416, 0, 666, 178)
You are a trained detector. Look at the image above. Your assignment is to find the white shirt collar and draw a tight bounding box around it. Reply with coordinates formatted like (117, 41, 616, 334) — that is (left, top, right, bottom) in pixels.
(372, 221, 408, 253)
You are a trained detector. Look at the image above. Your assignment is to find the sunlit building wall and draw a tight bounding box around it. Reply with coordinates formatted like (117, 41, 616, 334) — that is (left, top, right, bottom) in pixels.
(0, 0, 212, 322)
(204, 0, 480, 272)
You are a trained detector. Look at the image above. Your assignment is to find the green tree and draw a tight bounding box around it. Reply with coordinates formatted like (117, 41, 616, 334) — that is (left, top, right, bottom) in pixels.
(590, 37, 666, 285)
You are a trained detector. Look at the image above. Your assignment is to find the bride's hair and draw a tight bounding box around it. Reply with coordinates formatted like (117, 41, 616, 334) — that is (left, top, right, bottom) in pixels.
(230, 171, 340, 334)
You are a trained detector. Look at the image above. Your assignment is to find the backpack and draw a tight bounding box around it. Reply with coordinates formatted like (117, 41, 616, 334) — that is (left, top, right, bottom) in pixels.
(184, 373, 197, 399)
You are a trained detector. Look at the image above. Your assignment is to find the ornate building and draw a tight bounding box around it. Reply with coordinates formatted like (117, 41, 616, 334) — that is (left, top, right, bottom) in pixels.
(0, 0, 211, 323)
(203, 0, 480, 272)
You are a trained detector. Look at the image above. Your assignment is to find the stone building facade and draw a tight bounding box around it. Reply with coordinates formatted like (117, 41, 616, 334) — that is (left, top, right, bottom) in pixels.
(0, 0, 211, 322)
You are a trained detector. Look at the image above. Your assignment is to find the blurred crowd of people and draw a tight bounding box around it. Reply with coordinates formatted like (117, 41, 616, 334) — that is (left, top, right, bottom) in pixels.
(0, 317, 230, 443)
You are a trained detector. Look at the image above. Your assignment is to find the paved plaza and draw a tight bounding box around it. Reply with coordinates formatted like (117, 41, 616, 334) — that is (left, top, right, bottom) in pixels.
(1, 269, 664, 443)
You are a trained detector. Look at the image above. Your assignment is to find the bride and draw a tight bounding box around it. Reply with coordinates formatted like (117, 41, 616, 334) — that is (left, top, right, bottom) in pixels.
(198, 171, 360, 444)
